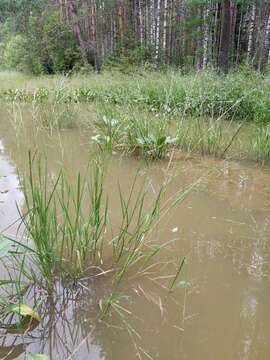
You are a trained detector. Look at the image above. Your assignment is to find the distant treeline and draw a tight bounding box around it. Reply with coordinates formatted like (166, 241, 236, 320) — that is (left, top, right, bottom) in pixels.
(0, 0, 270, 74)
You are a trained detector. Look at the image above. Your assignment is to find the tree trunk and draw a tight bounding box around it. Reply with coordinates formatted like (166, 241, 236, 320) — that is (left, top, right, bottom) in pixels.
(265, 14, 270, 64)
(230, 2, 237, 63)
(247, 3, 256, 63)
(159, 0, 164, 63)
(203, 6, 209, 69)
(90, 1, 100, 72)
(118, 4, 125, 55)
(69, 0, 89, 66)
(218, 0, 231, 73)
(236, 3, 244, 64)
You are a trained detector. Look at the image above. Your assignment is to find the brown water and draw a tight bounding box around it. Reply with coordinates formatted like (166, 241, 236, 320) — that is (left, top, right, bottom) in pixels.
(0, 106, 270, 360)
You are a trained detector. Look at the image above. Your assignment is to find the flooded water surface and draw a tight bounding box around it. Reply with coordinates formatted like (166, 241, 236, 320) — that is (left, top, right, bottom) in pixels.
(0, 106, 270, 360)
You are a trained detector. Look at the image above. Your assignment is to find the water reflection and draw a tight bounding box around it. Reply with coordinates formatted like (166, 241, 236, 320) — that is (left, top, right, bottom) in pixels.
(0, 140, 24, 237)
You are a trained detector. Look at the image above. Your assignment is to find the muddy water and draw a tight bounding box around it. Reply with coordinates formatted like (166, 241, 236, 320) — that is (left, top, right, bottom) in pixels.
(0, 107, 270, 360)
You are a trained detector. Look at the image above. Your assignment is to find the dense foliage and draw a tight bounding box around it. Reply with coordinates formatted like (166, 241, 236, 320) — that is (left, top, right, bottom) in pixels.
(0, 0, 269, 73)
(0, 1, 81, 74)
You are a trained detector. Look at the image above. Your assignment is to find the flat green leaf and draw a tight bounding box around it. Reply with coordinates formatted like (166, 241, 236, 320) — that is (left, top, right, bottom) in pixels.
(0, 236, 13, 258)
(0, 280, 19, 286)
(157, 136, 166, 146)
(27, 354, 50, 360)
(9, 304, 41, 322)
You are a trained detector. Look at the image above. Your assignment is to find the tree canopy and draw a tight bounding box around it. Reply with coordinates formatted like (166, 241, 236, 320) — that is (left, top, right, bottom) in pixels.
(0, 0, 269, 73)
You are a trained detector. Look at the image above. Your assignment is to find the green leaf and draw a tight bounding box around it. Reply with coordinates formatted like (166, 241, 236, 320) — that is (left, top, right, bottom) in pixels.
(0, 280, 19, 286)
(27, 354, 50, 360)
(157, 136, 166, 146)
(178, 280, 191, 289)
(9, 304, 41, 322)
(0, 236, 13, 258)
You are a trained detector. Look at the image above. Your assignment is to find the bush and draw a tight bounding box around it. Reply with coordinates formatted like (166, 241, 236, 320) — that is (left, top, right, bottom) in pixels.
(1, 11, 82, 75)
(43, 12, 82, 73)
(3, 35, 42, 73)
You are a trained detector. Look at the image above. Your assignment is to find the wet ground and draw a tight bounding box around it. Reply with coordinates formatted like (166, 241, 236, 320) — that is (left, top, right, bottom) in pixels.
(0, 106, 270, 359)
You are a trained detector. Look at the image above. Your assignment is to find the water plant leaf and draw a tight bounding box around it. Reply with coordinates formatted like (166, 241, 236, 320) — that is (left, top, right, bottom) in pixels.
(0, 280, 19, 286)
(0, 236, 13, 258)
(26, 354, 50, 360)
(156, 136, 166, 146)
(165, 136, 177, 145)
(178, 280, 191, 289)
(9, 304, 41, 322)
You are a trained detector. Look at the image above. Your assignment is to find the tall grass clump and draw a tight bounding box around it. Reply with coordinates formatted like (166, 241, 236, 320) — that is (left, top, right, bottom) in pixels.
(31, 100, 77, 130)
(12, 153, 193, 295)
(91, 104, 244, 160)
(1, 68, 270, 124)
(252, 125, 270, 164)
(91, 103, 177, 159)
(17, 156, 108, 289)
(30, 78, 77, 129)
(0, 151, 197, 350)
(175, 118, 242, 157)
(124, 115, 176, 159)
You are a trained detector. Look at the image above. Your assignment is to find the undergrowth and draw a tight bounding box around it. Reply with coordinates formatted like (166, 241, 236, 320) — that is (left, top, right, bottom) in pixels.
(1, 69, 269, 123)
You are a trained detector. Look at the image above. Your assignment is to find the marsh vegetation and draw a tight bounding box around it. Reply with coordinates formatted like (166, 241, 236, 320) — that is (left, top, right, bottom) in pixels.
(0, 85, 270, 358)
(1, 0, 270, 357)
(1, 69, 270, 164)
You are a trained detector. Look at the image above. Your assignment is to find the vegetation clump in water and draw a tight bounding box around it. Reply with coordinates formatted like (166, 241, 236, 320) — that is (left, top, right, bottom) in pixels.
(0, 154, 194, 336)
(2, 70, 270, 164)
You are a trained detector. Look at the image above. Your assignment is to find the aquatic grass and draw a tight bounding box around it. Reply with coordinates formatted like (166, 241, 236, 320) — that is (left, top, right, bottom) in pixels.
(100, 177, 202, 317)
(92, 106, 177, 159)
(92, 115, 123, 150)
(91, 105, 243, 160)
(30, 79, 77, 130)
(176, 118, 226, 156)
(2, 69, 270, 164)
(16, 155, 109, 289)
(26, 354, 50, 360)
(112, 179, 165, 284)
(252, 125, 270, 164)
(31, 101, 77, 129)
(1, 69, 270, 123)
(169, 257, 186, 292)
(0, 152, 201, 357)
(0, 152, 200, 329)
(4, 98, 252, 164)
(12, 152, 194, 296)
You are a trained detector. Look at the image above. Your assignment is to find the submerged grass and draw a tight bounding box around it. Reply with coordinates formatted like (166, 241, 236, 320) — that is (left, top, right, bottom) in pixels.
(252, 125, 270, 164)
(4, 97, 270, 164)
(91, 104, 175, 159)
(1, 153, 195, 316)
(91, 104, 243, 160)
(28, 78, 78, 130)
(17, 155, 108, 288)
(91, 103, 270, 164)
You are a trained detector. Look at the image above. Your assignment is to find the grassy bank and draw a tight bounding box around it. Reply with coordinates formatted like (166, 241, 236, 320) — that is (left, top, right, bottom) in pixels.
(1, 69, 270, 123)
(1, 69, 270, 164)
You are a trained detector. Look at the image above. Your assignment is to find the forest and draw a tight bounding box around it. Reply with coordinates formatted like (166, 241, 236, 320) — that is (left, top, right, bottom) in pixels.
(0, 0, 270, 73)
